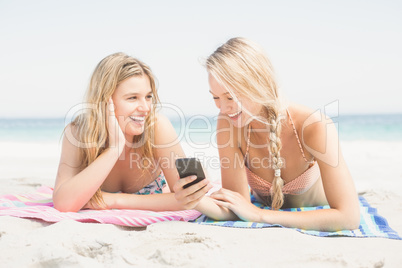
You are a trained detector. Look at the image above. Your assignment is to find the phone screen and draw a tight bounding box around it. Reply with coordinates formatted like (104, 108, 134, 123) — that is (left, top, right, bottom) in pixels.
(175, 158, 206, 188)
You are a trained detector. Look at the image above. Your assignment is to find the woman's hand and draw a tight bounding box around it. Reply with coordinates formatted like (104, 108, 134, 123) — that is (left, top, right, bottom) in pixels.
(210, 188, 262, 222)
(173, 176, 212, 210)
(107, 98, 125, 154)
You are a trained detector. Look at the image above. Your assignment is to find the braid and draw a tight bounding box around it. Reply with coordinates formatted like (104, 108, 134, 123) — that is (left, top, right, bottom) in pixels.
(268, 110, 284, 209)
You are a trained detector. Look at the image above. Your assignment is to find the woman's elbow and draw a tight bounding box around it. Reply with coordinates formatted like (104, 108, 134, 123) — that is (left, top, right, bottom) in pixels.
(52, 194, 82, 213)
(341, 210, 360, 230)
(53, 202, 81, 213)
(347, 212, 360, 230)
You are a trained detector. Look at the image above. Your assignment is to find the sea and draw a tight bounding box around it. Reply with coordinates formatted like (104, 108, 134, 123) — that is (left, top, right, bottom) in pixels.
(0, 113, 401, 143)
(0, 113, 401, 180)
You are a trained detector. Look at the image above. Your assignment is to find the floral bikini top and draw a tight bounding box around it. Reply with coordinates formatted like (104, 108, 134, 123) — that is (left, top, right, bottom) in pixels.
(244, 110, 321, 198)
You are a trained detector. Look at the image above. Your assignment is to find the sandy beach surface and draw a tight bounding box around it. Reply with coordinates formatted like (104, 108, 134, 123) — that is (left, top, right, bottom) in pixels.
(1, 140, 402, 267)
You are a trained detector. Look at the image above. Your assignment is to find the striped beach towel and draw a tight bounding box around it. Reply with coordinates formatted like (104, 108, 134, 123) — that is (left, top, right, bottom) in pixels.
(0, 186, 201, 227)
(194, 195, 402, 240)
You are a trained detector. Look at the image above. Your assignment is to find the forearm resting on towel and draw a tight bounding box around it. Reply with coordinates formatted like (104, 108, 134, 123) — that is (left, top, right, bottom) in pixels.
(195, 197, 238, 221)
(92, 192, 188, 211)
(259, 207, 360, 231)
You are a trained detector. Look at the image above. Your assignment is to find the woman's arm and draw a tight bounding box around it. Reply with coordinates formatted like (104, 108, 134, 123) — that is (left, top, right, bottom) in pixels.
(251, 143, 359, 231)
(211, 109, 360, 231)
(196, 196, 238, 221)
(297, 109, 360, 230)
(153, 113, 214, 207)
(171, 176, 237, 219)
(216, 115, 251, 200)
(100, 185, 235, 216)
(172, 114, 251, 215)
(152, 113, 187, 192)
(53, 99, 125, 212)
(85, 182, 237, 218)
(59, 113, 213, 212)
(93, 113, 213, 212)
(98, 191, 184, 211)
(53, 125, 122, 212)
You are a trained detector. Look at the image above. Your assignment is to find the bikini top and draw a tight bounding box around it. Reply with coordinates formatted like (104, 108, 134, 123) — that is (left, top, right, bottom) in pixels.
(244, 110, 320, 196)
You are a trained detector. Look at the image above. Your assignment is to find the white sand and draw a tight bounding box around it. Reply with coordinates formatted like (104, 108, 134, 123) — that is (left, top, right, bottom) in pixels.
(1, 140, 402, 267)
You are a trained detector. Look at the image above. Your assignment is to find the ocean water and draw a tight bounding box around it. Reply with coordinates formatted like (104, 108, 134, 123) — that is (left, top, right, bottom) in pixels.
(336, 114, 402, 141)
(0, 114, 401, 143)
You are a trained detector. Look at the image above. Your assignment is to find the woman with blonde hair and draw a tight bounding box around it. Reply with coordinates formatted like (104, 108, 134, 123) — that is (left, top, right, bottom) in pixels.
(53, 52, 212, 212)
(176, 38, 360, 231)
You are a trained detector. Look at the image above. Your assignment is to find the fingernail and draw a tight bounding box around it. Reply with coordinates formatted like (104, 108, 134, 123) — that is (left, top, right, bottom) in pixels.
(191, 175, 197, 180)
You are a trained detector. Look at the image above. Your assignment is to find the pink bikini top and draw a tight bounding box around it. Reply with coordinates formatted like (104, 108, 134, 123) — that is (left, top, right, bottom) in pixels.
(244, 110, 320, 197)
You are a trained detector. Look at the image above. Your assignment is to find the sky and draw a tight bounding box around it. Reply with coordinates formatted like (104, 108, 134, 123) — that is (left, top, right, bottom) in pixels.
(0, 0, 401, 118)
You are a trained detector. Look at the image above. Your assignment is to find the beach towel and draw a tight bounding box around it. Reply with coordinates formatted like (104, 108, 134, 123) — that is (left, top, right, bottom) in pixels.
(0, 186, 201, 227)
(1, 186, 400, 240)
(194, 195, 402, 240)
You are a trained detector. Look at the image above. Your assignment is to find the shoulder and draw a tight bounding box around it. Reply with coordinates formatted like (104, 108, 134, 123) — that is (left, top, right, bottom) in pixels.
(217, 113, 241, 135)
(287, 104, 338, 160)
(154, 113, 178, 136)
(64, 116, 87, 142)
(63, 122, 80, 146)
(216, 113, 242, 148)
(217, 113, 231, 127)
(286, 104, 331, 136)
(65, 121, 77, 133)
(154, 113, 179, 146)
(60, 123, 84, 165)
(154, 113, 173, 129)
(286, 104, 316, 126)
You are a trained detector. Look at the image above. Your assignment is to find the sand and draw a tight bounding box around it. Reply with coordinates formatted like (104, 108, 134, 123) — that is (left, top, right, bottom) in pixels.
(1, 140, 402, 267)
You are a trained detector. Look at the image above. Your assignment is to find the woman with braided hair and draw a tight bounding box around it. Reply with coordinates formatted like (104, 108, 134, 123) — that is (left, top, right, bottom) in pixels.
(175, 38, 360, 231)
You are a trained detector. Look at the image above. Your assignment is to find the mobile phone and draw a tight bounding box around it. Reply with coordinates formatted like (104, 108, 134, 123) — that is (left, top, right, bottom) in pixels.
(175, 158, 206, 189)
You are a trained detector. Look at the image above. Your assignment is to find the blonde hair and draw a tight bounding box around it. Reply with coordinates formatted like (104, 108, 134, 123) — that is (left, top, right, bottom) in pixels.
(206, 37, 285, 209)
(72, 52, 160, 208)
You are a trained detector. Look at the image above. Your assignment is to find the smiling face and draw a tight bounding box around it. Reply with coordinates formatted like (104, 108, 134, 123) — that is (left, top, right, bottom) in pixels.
(112, 75, 153, 140)
(208, 73, 262, 128)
